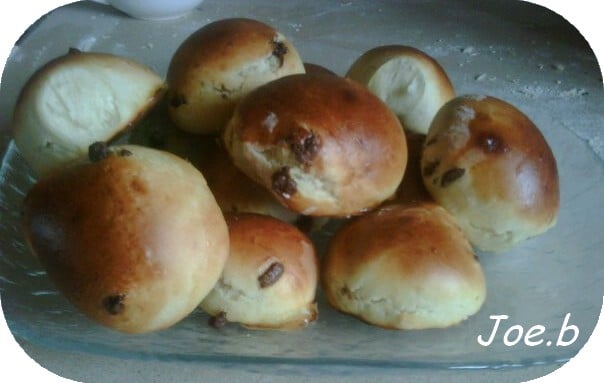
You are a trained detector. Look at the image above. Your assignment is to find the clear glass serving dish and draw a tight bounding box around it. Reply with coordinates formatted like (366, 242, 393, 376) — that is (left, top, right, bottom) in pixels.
(1, 0, 603, 374)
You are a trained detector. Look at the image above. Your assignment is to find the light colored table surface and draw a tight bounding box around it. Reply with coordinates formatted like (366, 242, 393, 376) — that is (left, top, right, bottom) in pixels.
(1, 1, 603, 382)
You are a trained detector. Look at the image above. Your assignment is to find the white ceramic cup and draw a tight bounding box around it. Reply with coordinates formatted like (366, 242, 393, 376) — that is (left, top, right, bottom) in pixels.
(91, 0, 204, 20)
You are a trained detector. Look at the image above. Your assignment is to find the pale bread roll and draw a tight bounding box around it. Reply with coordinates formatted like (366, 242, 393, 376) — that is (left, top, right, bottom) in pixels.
(12, 49, 165, 177)
(421, 95, 559, 252)
(223, 72, 408, 217)
(166, 18, 305, 134)
(201, 213, 319, 330)
(346, 45, 455, 134)
(21, 144, 229, 334)
(322, 203, 486, 330)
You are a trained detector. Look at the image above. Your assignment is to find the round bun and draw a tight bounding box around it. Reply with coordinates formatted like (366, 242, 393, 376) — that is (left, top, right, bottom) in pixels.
(166, 18, 305, 134)
(201, 213, 319, 330)
(421, 95, 560, 252)
(12, 49, 165, 177)
(346, 45, 455, 134)
(223, 72, 408, 217)
(21, 144, 229, 334)
(322, 203, 486, 330)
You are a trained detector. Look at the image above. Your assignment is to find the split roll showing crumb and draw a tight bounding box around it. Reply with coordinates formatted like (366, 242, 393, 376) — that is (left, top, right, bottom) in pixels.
(322, 203, 486, 330)
(166, 18, 305, 134)
(222, 72, 408, 217)
(12, 49, 165, 177)
(201, 213, 319, 330)
(346, 45, 455, 134)
(421, 95, 560, 252)
(21, 144, 229, 334)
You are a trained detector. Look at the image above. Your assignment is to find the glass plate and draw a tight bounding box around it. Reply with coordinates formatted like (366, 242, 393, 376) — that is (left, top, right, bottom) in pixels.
(1, 0, 603, 373)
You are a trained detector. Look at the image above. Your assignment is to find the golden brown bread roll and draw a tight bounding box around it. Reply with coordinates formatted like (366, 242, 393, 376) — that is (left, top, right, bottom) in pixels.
(12, 49, 165, 177)
(223, 72, 408, 217)
(322, 203, 486, 330)
(346, 45, 455, 134)
(166, 18, 305, 134)
(21, 144, 229, 333)
(201, 213, 319, 330)
(421, 95, 560, 252)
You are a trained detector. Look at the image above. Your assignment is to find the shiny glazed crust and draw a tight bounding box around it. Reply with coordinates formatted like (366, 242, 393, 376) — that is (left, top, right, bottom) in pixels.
(167, 18, 305, 134)
(21, 145, 229, 333)
(201, 213, 319, 330)
(322, 203, 486, 329)
(223, 72, 408, 217)
(421, 95, 560, 252)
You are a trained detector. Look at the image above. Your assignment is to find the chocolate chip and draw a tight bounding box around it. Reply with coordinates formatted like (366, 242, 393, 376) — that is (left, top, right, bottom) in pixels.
(88, 141, 109, 162)
(118, 149, 132, 157)
(102, 294, 125, 315)
(440, 167, 465, 187)
(287, 128, 320, 165)
(272, 167, 297, 198)
(170, 94, 187, 108)
(208, 311, 228, 329)
(258, 262, 285, 288)
(271, 39, 288, 67)
(422, 159, 440, 177)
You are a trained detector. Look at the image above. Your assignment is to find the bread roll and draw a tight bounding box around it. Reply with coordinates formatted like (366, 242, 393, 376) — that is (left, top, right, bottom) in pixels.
(21, 144, 229, 333)
(322, 203, 486, 330)
(223, 72, 408, 217)
(421, 95, 559, 252)
(12, 49, 165, 177)
(201, 213, 319, 330)
(166, 18, 305, 134)
(346, 45, 455, 134)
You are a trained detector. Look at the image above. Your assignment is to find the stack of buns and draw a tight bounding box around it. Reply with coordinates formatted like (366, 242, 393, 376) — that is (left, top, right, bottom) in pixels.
(12, 17, 559, 334)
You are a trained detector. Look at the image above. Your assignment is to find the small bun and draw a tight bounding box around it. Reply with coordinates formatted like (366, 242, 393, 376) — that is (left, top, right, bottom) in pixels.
(322, 203, 486, 330)
(201, 213, 319, 330)
(167, 18, 305, 134)
(223, 73, 408, 217)
(346, 45, 455, 134)
(421, 95, 560, 252)
(12, 49, 165, 177)
(21, 144, 229, 333)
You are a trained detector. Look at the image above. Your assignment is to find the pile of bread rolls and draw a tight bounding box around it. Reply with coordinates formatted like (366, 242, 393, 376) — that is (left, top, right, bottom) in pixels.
(13, 17, 559, 334)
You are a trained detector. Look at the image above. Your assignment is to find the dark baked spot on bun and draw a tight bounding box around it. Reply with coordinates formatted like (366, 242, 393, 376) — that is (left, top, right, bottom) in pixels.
(208, 311, 228, 329)
(258, 262, 285, 288)
(102, 294, 126, 315)
(271, 39, 288, 67)
(476, 132, 509, 154)
(130, 177, 147, 195)
(88, 141, 109, 162)
(441, 167, 465, 187)
(342, 88, 358, 103)
(422, 159, 440, 177)
(272, 167, 297, 198)
(170, 93, 187, 108)
(340, 285, 354, 299)
(286, 127, 321, 165)
(118, 149, 133, 157)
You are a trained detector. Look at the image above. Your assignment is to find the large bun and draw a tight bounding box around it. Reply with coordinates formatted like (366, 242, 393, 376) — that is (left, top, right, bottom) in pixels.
(166, 18, 305, 134)
(12, 50, 165, 177)
(223, 72, 408, 217)
(421, 95, 560, 252)
(346, 45, 455, 134)
(21, 144, 229, 333)
(201, 213, 319, 330)
(322, 203, 486, 330)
